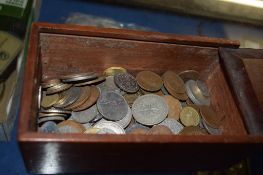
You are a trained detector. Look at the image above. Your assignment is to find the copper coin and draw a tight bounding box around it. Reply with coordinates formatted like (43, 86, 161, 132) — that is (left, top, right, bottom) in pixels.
(53, 86, 81, 108)
(163, 70, 186, 94)
(104, 67, 127, 77)
(200, 106, 224, 128)
(180, 106, 200, 126)
(114, 73, 139, 93)
(147, 125, 173, 135)
(57, 120, 86, 133)
(72, 86, 100, 111)
(172, 92, 188, 101)
(140, 89, 163, 96)
(178, 70, 200, 82)
(136, 71, 163, 92)
(41, 79, 61, 89)
(179, 126, 208, 135)
(124, 91, 142, 107)
(75, 76, 106, 86)
(41, 94, 59, 108)
(129, 127, 149, 135)
(163, 95, 182, 120)
(65, 86, 91, 110)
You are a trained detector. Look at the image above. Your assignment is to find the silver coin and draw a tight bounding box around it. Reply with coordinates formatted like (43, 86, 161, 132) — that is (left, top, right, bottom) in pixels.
(202, 120, 221, 135)
(58, 125, 82, 133)
(125, 122, 149, 133)
(186, 80, 210, 106)
(38, 86, 42, 110)
(196, 80, 210, 97)
(159, 118, 184, 134)
(90, 113, 103, 123)
(116, 106, 132, 128)
(161, 85, 169, 95)
(94, 121, 125, 134)
(38, 121, 59, 133)
(97, 91, 128, 121)
(82, 122, 92, 129)
(114, 73, 139, 93)
(61, 72, 98, 83)
(71, 104, 98, 123)
(38, 116, 65, 124)
(97, 128, 116, 134)
(40, 107, 72, 115)
(55, 86, 81, 108)
(132, 94, 168, 126)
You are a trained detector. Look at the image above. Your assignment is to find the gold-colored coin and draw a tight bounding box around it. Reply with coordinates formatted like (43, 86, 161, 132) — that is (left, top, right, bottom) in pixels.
(41, 94, 59, 108)
(163, 95, 182, 120)
(136, 71, 163, 92)
(84, 127, 101, 134)
(180, 106, 200, 126)
(103, 67, 127, 77)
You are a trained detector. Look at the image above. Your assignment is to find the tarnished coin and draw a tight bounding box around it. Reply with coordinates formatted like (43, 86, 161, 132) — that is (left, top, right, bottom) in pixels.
(38, 116, 65, 124)
(163, 95, 182, 120)
(123, 91, 142, 107)
(147, 125, 173, 135)
(202, 120, 221, 135)
(125, 122, 149, 133)
(61, 72, 97, 83)
(41, 79, 61, 89)
(58, 120, 86, 133)
(178, 70, 200, 82)
(159, 118, 184, 134)
(114, 73, 139, 93)
(75, 76, 106, 86)
(65, 86, 91, 110)
(38, 121, 59, 133)
(97, 76, 121, 94)
(39, 112, 67, 118)
(116, 106, 132, 128)
(136, 71, 163, 92)
(179, 126, 208, 135)
(53, 86, 81, 108)
(82, 123, 92, 129)
(84, 127, 101, 134)
(41, 93, 59, 108)
(104, 67, 127, 77)
(97, 91, 128, 121)
(71, 104, 98, 123)
(94, 121, 125, 134)
(46, 83, 73, 95)
(200, 106, 224, 129)
(196, 80, 210, 97)
(128, 127, 149, 135)
(132, 94, 168, 126)
(161, 85, 169, 95)
(73, 86, 100, 111)
(186, 80, 210, 106)
(140, 89, 163, 96)
(163, 70, 186, 94)
(180, 107, 200, 126)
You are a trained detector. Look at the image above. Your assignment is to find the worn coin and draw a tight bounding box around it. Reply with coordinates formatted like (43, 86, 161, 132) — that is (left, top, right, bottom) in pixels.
(65, 86, 91, 110)
(186, 80, 210, 106)
(147, 125, 173, 135)
(114, 73, 139, 93)
(116, 106, 132, 128)
(38, 116, 65, 124)
(123, 91, 142, 107)
(41, 79, 61, 89)
(128, 127, 149, 134)
(97, 76, 121, 94)
(58, 120, 86, 133)
(136, 71, 163, 92)
(179, 126, 208, 135)
(180, 107, 200, 126)
(61, 72, 97, 83)
(132, 94, 168, 126)
(196, 80, 210, 97)
(140, 89, 163, 96)
(178, 70, 200, 82)
(104, 67, 127, 77)
(97, 91, 128, 121)
(202, 120, 221, 135)
(57, 86, 81, 108)
(163, 95, 182, 120)
(125, 122, 149, 133)
(200, 105, 224, 129)
(39, 112, 67, 118)
(94, 121, 125, 134)
(159, 118, 184, 134)
(71, 104, 98, 123)
(41, 93, 59, 108)
(163, 70, 186, 94)
(38, 121, 59, 133)
(46, 83, 73, 95)
(75, 76, 106, 86)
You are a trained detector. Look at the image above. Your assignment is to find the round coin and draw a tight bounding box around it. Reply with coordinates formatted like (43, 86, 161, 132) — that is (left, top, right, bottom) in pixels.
(132, 94, 168, 126)
(200, 105, 224, 129)
(54, 86, 81, 108)
(41, 93, 59, 108)
(180, 107, 200, 126)
(116, 106, 132, 128)
(159, 118, 184, 134)
(65, 86, 91, 110)
(202, 120, 221, 135)
(41, 79, 61, 89)
(94, 121, 125, 134)
(178, 70, 200, 82)
(104, 67, 127, 77)
(128, 127, 149, 135)
(196, 80, 210, 97)
(61, 72, 97, 83)
(179, 126, 208, 135)
(71, 104, 98, 123)
(97, 91, 128, 121)
(75, 76, 105, 86)
(163, 95, 182, 120)
(58, 120, 86, 133)
(147, 125, 173, 135)
(38, 116, 65, 125)
(186, 80, 210, 106)
(136, 71, 163, 92)
(114, 73, 139, 93)
(38, 121, 59, 133)
(163, 70, 186, 94)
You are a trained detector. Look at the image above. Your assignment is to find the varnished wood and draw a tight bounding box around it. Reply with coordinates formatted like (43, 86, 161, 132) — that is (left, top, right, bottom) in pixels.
(18, 23, 262, 174)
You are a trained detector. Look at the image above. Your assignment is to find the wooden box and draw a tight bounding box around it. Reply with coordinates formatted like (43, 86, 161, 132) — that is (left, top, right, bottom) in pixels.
(18, 23, 263, 174)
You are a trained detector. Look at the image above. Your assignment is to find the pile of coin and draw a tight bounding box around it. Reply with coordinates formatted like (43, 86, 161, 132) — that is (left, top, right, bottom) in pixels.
(38, 67, 224, 135)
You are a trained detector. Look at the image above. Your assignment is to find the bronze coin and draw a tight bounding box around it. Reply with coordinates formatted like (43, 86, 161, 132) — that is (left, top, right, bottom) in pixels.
(147, 125, 173, 135)
(61, 72, 97, 83)
(72, 86, 100, 111)
(163, 70, 186, 95)
(114, 73, 139, 93)
(104, 67, 127, 77)
(75, 76, 106, 86)
(65, 86, 91, 110)
(46, 83, 72, 95)
(41, 94, 59, 108)
(41, 79, 61, 89)
(164, 95, 182, 120)
(180, 106, 200, 126)
(128, 128, 149, 135)
(200, 106, 225, 128)
(140, 88, 163, 96)
(124, 92, 142, 107)
(178, 70, 200, 82)
(136, 71, 163, 92)
(179, 126, 208, 135)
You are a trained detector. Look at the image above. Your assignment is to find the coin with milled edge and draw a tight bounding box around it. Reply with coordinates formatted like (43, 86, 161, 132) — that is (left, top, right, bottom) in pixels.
(164, 95, 182, 120)
(38, 121, 59, 133)
(104, 67, 127, 77)
(159, 118, 184, 134)
(178, 70, 200, 82)
(147, 125, 173, 135)
(71, 104, 98, 123)
(94, 121, 125, 134)
(136, 71, 163, 92)
(132, 94, 168, 126)
(180, 107, 200, 126)
(114, 73, 139, 93)
(116, 106, 132, 128)
(58, 120, 86, 133)
(41, 93, 59, 108)
(97, 91, 128, 121)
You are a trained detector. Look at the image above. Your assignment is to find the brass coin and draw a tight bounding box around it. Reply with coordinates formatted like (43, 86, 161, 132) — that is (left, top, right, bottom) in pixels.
(163, 95, 182, 120)
(41, 94, 59, 108)
(200, 106, 225, 129)
(84, 127, 101, 134)
(178, 70, 200, 82)
(75, 76, 105, 86)
(65, 86, 91, 110)
(104, 67, 127, 77)
(179, 126, 208, 135)
(41, 79, 61, 89)
(57, 120, 86, 133)
(128, 128, 149, 135)
(53, 86, 81, 108)
(163, 70, 186, 94)
(147, 125, 173, 135)
(180, 106, 200, 126)
(73, 86, 100, 111)
(136, 71, 163, 92)
(38, 116, 65, 124)
(46, 83, 73, 95)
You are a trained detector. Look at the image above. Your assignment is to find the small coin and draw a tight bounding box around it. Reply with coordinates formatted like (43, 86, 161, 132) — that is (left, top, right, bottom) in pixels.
(178, 70, 200, 82)
(41, 93, 59, 108)
(163, 70, 186, 94)
(46, 83, 73, 95)
(71, 104, 98, 123)
(196, 80, 210, 97)
(38, 116, 65, 124)
(94, 121, 125, 134)
(159, 118, 184, 134)
(202, 119, 221, 135)
(116, 106, 132, 128)
(163, 95, 182, 120)
(123, 91, 142, 107)
(179, 126, 208, 135)
(147, 125, 173, 135)
(58, 120, 86, 133)
(61, 72, 97, 83)
(97, 91, 128, 121)
(136, 71, 163, 92)
(41, 79, 61, 89)
(73, 86, 100, 111)
(132, 94, 168, 126)
(128, 127, 149, 135)
(104, 67, 127, 77)
(65, 86, 91, 110)
(75, 76, 106, 86)
(38, 121, 59, 133)
(180, 107, 200, 126)
(114, 73, 139, 93)
(200, 106, 224, 129)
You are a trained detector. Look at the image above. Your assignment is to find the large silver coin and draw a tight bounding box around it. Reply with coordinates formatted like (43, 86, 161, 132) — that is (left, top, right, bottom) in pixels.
(71, 104, 98, 123)
(159, 118, 184, 134)
(94, 121, 125, 134)
(38, 121, 59, 133)
(114, 73, 139, 93)
(97, 91, 128, 121)
(132, 94, 168, 126)
(116, 106, 132, 128)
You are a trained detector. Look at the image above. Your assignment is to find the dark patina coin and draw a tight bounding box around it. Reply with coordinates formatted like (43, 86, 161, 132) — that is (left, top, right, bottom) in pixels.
(114, 73, 139, 93)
